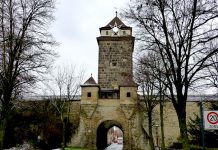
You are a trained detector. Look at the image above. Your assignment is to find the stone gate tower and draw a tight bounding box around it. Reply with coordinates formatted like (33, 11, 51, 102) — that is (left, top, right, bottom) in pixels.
(70, 15, 149, 150)
(97, 16, 134, 89)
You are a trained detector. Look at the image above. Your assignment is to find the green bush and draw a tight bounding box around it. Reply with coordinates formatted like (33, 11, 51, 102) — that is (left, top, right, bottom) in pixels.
(3, 101, 77, 149)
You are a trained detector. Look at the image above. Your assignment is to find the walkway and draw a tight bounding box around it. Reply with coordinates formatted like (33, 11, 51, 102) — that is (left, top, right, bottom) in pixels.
(105, 143, 123, 150)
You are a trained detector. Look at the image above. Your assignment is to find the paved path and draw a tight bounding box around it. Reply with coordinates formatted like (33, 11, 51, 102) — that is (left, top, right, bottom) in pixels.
(105, 143, 123, 150)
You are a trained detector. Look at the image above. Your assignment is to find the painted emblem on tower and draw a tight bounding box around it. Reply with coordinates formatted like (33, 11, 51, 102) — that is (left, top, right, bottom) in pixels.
(110, 22, 122, 35)
(69, 14, 149, 150)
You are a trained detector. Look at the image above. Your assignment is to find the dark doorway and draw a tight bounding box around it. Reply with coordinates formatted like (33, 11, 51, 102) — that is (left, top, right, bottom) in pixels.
(96, 120, 123, 150)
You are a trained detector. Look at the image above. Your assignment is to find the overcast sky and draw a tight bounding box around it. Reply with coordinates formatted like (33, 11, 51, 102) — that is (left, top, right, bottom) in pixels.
(46, 0, 217, 96)
(50, 0, 130, 82)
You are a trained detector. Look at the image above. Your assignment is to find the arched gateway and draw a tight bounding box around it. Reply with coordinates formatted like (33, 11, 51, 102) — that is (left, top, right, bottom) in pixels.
(96, 120, 123, 149)
(69, 15, 149, 150)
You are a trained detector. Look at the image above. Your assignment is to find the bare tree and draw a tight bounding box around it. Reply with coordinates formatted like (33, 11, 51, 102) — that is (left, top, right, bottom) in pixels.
(123, 0, 218, 149)
(206, 53, 218, 91)
(136, 52, 167, 149)
(0, 0, 57, 148)
(135, 53, 160, 150)
(45, 65, 85, 148)
(136, 51, 168, 150)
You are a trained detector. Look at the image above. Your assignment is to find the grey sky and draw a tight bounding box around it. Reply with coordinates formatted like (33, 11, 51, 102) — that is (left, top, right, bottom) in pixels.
(46, 0, 217, 95)
(50, 0, 130, 82)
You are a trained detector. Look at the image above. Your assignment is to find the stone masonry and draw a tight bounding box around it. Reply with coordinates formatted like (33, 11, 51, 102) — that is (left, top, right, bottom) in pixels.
(68, 15, 211, 150)
(97, 37, 134, 89)
(69, 16, 150, 150)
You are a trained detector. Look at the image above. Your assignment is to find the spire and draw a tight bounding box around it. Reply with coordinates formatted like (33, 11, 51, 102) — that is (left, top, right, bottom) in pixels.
(83, 75, 97, 85)
(103, 16, 128, 29)
(99, 12, 132, 31)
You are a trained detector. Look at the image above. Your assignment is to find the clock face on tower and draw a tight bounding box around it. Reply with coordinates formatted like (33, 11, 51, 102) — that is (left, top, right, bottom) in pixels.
(110, 22, 122, 35)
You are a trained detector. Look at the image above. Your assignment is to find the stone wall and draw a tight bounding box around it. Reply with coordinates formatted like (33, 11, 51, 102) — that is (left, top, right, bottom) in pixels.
(69, 100, 149, 150)
(97, 37, 134, 89)
(152, 101, 200, 147)
(67, 101, 81, 125)
(68, 100, 202, 149)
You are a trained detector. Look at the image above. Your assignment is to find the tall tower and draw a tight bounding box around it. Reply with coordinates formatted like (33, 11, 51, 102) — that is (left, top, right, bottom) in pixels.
(70, 15, 149, 150)
(97, 15, 135, 89)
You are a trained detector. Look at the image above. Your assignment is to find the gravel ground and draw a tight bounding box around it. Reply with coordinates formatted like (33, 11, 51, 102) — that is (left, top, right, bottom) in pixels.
(3, 143, 42, 150)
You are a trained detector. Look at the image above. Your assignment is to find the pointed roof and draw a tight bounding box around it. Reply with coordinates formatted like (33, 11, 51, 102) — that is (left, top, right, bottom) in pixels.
(84, 76, 97, 85)
(106, 16, 128, 28)
(100, 16, 131, 30)
(119, 76, 138, 87)
(81, 75, 99, 87)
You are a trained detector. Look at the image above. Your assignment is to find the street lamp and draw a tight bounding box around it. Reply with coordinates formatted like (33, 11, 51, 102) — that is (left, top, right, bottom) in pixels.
(154, 124, 159, 148)
(199, 99, 205, 150)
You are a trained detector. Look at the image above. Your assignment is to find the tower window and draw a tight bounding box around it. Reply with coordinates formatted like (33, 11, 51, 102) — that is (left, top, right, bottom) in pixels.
(87, 92, 92, 97)
(123, 31, 126, 35)
(126, 92, 131, 97)
(106, 31, 109, 35)
(110, 61, 117, 67)
(112, 62, 117, 66)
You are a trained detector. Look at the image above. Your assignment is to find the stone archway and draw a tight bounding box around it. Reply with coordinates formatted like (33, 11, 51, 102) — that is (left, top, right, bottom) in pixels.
(96, 120, 123, 150)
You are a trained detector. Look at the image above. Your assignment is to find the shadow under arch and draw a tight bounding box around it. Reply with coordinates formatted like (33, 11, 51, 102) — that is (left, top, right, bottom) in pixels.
(96, 120, 123, 150)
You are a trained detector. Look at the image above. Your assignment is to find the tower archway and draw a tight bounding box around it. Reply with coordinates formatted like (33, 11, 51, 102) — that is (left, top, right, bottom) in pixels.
(96, 120, 123, 150)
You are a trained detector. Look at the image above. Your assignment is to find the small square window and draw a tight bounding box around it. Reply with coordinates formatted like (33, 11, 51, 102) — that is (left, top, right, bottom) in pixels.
(127, 92, 131, 97)
(112, 62, 117, 66)
(87, 92, 91, 97)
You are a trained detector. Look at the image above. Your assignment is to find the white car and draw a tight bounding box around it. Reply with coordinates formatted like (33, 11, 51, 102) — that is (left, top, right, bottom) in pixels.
(117, 137, 123, 144)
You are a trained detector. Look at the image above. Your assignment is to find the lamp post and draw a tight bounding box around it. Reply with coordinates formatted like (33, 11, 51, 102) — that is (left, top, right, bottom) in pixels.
(154, 124, 159, 148)
(199, 101, 205, 150)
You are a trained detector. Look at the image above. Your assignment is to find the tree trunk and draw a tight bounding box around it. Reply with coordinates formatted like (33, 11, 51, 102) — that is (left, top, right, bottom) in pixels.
(160, 98, 166, 150)
(0, 91, 12, 149)
(62, 121, 66, 149)
(176, 107, 190, 150)
(148, 111, 155, 150)
(61, 115, 66, 149)
(0, 118, 7, 149)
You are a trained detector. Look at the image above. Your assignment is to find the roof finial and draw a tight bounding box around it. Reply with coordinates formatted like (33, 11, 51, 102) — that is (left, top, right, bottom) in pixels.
(91, 73, 92, 77)
(115, 11, 117, 17)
